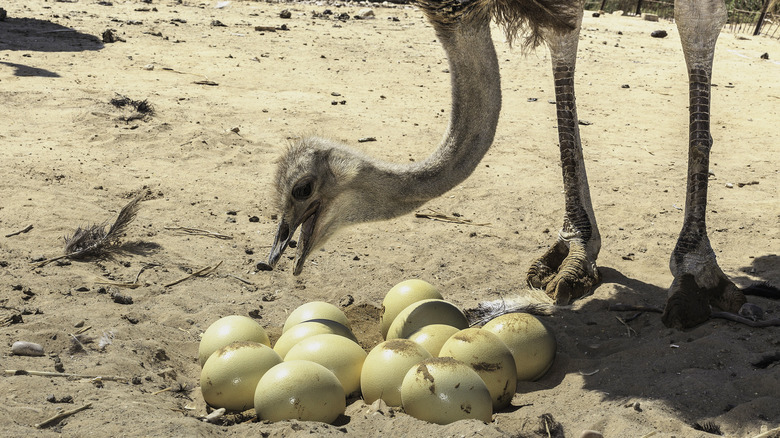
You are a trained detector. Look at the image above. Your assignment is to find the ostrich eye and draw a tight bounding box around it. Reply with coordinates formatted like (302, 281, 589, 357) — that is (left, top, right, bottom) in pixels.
(292, 178, 314, 201)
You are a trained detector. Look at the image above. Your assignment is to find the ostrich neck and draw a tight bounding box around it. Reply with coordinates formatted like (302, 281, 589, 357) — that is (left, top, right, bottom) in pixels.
(357, 20, 501, 220)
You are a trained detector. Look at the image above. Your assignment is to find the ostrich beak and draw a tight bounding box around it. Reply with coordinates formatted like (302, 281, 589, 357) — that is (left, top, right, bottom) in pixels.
(268, 201, 320, 275)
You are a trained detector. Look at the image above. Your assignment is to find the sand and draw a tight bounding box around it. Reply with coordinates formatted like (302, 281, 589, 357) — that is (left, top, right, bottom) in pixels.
(1, 1, 778, 436)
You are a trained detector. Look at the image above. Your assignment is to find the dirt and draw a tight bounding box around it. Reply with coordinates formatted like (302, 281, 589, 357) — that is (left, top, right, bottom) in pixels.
(1, 1, 778, 437)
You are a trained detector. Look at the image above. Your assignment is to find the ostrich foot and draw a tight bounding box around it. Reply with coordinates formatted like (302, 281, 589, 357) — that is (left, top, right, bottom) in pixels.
(661, 269, 746, 329)
(527, 239, 600, 304)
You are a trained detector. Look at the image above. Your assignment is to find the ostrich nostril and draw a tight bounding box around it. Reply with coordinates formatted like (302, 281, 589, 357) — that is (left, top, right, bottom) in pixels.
(278, 223, 290, 242)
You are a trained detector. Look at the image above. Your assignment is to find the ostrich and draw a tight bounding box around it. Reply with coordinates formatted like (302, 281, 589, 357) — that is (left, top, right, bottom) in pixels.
(267, 0, 750, 329)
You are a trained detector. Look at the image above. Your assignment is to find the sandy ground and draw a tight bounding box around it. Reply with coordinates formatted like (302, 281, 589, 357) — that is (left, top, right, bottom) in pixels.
(1, 1, 779, 437)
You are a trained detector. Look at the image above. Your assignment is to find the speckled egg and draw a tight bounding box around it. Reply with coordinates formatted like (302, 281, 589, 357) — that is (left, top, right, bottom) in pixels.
(482, 313, 556, 381)
(401, 357, 493, 424)
(438, 328, 517, 409)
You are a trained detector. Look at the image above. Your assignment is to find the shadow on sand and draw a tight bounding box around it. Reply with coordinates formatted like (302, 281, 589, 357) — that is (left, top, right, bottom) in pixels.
(0, 16, 104, 52)
(510, 258, 779, 435)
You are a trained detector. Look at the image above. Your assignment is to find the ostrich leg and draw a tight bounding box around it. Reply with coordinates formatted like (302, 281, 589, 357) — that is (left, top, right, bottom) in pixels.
(527, 8, 602, 304)
(661, 0, 746, 329)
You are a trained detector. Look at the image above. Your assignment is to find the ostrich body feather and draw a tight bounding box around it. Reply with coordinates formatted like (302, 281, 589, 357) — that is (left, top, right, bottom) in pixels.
(63, 194, 143, 259)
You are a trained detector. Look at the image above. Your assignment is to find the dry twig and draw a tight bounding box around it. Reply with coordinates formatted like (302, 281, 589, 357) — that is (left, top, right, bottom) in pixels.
(226, 274, 255, 286)
(35, 403, 92, 429)
(6, 369, 127, 382)
(615, 316, 638, 337)
(5, 224, 33, 238)
(165, 226, 232, 240)
(414, 209, 490, 226)
(711, 311, 780, 327)
(165, 261, 223, 288)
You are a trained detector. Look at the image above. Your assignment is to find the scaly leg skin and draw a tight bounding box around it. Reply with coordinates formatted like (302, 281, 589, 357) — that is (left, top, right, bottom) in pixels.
(661, 0, 746, 329)
(527, 8, 602, 304)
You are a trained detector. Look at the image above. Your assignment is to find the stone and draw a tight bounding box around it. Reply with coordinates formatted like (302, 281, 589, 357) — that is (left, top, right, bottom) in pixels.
(355, 8, 375, 19)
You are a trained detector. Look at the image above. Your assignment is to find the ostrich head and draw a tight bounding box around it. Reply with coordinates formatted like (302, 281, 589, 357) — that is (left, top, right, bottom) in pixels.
(268, 137, 368, 275)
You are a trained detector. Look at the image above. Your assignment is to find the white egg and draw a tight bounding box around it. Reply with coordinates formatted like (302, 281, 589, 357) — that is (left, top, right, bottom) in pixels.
(438, 328, 517, 410)
(282, 301, 351, 333)
(380, 279, 442, 339)
(200, 341, 282, 412)
(482, 313, 556, 381)
(401, 357, 493, 424)
(273, 319, 357, 358)
(284, 334, 367, 396)
(198, 315, 270, 367)
(386, 299, 469, 340)
(360, 339, 432, 406)
(254, 360, 346, 424)
(407, 324, 460, 356)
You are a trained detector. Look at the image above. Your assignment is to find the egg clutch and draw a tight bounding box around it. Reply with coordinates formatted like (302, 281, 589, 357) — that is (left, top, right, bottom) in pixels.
(197, 279, 557, 425)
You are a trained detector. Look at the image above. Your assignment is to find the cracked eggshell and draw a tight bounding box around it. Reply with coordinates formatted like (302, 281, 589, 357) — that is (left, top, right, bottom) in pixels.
(401, 357, 493, 425)
(380, 279, 442, 339)
(360, 339, 432, 406)
(254, 360, 346, 424)
(200, 341, 282, 412)
(273, 319, 357, 358)
(386, 299, 468, 340)
(407, 324, 460, 357)
(284, 334, 367, 396)
(282, 301, 351, 333)
(198, 315, 270, 367)
(482, 313, 556, 381)
(438, 328, 517, 410)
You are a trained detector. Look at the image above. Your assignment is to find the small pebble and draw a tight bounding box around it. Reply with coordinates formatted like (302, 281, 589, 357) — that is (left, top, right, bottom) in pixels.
(204, 408, 226, 423)
(355, 8, 375, 19)
(738, 303, 764, 321)
(255, 261, 273, 271)
(650, 30, 667, 38)
(580, 431, 604, 438)
(111, 291, 134, 305)
(12, 341, 45, 356)
(339, 294, 354, 307)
